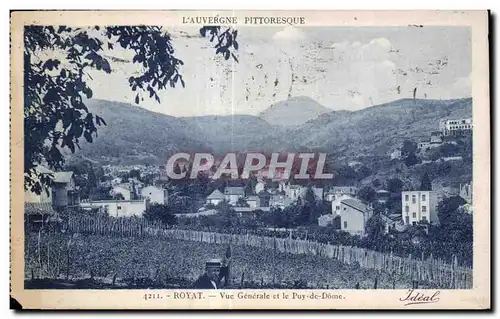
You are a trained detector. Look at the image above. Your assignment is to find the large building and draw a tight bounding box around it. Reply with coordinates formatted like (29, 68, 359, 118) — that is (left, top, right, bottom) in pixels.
(339, 199, 372, 236)
(401, 191, 439, 225)
(439, 118, 473, 136)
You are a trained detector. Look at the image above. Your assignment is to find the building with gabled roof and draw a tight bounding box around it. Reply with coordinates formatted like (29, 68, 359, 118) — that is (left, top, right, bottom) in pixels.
(340, 198, 373, 236)
(224, 187, 245, 205)
(207, 189, 225, 206)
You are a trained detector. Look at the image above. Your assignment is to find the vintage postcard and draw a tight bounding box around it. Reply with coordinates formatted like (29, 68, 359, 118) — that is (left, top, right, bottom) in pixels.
(10, 10, 490, 310)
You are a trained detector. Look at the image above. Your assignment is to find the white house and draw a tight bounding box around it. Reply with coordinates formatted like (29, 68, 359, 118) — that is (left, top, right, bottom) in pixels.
(80, 199, 148, 217)
(224, 187, 246, 205)
(439, 118, 473, 136)
(140, 185, 168, 205)
(269, 195, 293, 210)
(401, 190, 439, 225)
(340, 199, 372, 236)
(206, 189, 225, 206)
(245, 196, 259, 208)
(331, 194, 354, 216)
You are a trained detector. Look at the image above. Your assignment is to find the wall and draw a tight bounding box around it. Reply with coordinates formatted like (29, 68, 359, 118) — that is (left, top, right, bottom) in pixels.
(141, 186, 166, 205)
(340, 202, 365, 236)
(80, 200, 146, 217)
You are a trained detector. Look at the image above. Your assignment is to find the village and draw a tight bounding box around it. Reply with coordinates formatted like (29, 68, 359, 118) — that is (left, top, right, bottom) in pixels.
(24, 117, 473, 240)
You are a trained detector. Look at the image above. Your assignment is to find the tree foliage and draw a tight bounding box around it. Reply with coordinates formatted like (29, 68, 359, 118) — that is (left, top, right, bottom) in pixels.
(24, 25, 239, 194)
(420, 172, 432, 191)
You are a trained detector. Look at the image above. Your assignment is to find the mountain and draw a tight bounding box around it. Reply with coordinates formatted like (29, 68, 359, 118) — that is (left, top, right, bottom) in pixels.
(77, 99, 210, 165)
(181, 115, 291, 153)
(288, 98, 473, 159)
(258, 96, 331, 127)
(71, 97, 473, 165)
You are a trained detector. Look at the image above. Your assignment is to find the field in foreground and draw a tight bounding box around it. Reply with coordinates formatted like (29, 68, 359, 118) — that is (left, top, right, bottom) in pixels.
(24, 231, 417, 289)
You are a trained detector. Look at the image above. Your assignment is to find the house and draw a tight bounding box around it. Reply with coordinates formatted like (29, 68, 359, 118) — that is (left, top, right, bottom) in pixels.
(318, 214, 335, 227)
(418, 141, 431, 151)
(340, 199, 372, 236)
(430, 131, 443, 146)
(312, 187, 324, 201)
(269, 195, 293, 210)
(257, 191, 271, 207)
(331, 194, 354, 216)
(284, 184, 323, 202)
(285, 184, 302, 201)
(206, 189, 225, 206)
(80, 198, 148, 217)
(24, 166, 80, 211)
(329, 186, 359, 196)
(111, 184, 132, 200)
(245, 196, 259, 208)
(141, 185, 168, 205)
(224, 187, 246, 205)
(401, 191, 439, 225)
(379, 214, 401, 234)
(439, 118, 473, 136)
(51, 171, 80, 209)
(459, 183, 473, 204)
(376, 190, 390, 204)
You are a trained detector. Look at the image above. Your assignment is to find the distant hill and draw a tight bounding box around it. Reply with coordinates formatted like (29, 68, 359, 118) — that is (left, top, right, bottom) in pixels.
(71, 97, 473, 165)
(259, 96, 331, 127)
(288, 98, 473, 159)
(181, 115, 291, 153)
(77, 99, 210, 165)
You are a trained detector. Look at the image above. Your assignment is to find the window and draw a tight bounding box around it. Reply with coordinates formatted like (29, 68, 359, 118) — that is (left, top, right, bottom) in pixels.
(405, 206, 409, 213)
(422, 194, 426, 201)
(344, 221, 348, 228)
(117, 206, 122, 210)
(422, 216, 427, 222)
(336, 206, 340, 210)
(405, 195, 409, 201)
(422, 206, 427, 212)
(344, 207, 347, 211)
(412, 195, 416, 204)
(412, 212, 416, 218)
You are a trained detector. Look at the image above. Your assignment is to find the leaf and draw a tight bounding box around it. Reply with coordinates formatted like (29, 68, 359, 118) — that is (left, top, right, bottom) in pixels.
(231, 53, 239, 63)
(96, 115, 107, 126)
(180, 79, 185, 88)
(233, 40, 239, 50)
(60, 69, 67, 78)
(135, 94, 139, 104)
(108, 42, 114, 50)
(84, 131, 93, 143)
(200, 27, 207, 37)
(83, 87, 93, 99)
(224, 51, 230, 60)
(101, 59, 111, 74)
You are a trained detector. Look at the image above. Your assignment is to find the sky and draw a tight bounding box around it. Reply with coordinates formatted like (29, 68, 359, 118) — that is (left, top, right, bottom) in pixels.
(86, 26, 471, 117)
